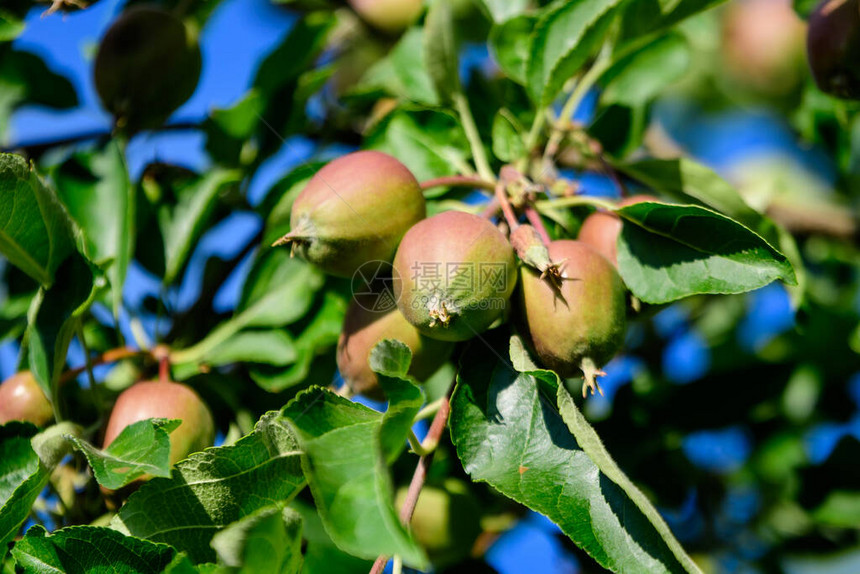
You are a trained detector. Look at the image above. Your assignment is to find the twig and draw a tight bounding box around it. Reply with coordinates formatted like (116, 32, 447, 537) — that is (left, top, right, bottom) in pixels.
(58, 347, 144, 384)
(369, 394, 452, 574)
(420, 175, 496, 192)
(524, 206, 551, 245)
(453, 92, 495, 182)
(2, 119, 205, 155)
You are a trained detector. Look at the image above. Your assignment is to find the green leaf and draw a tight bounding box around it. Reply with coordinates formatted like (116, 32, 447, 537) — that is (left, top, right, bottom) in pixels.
(211, 506, 303, 574)
(601, 33, 690, 106)
(26, 255, 101, 394)
(367, 110, 471, 188)
(489, 14, 537, 85)
(369, 339, 413, 379)
(292, 499, 372, 574)
(370, 340, 425, 462)
(53, 141, 134, 315)
(423, 0, 461, 102)
(526, 0, 624, 104)
(478, 0, 531, 22)
(449, 336, 699, 573)
(12, 525, 182, 574)
(0, 154, 75, 287)
(112, 411, 305, 564)
(616, 202, 797, 304)
(160, 169, 241, 285)
(0, 422, 44, 562)
(554, 371, 701, 573)
(282, 387, 427, 568)
(1, 422, 77, 562)
(491, 109, 527, 163)
(66, 418, 181, 490)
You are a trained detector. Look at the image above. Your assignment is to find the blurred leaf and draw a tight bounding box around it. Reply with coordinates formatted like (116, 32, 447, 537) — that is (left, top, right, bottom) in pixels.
(238, 249, 323, 327)
(812, 491, 860, 528)
(450, 335, 698, 573)
(0, 289, 33, 343)
(616, 202, 797, 304)
(204, 91, 264, 166)
(478, 0, 531, 22)
(367, 109, 471, 186)
(200, 330, 297, 368)
(793, 0, 818, 18)
(26, 255, 101, 394)
(618, 0, 728, 45)
(0, 47, 77, 138)
(248, 289, 345, 392)
(0, 12, 24, 43)
(424, 0, 461, 103)
(601, 33, 690, 106)
(211, 506, 302, 574)
(526, 0, 623, 104)
(357, 29, 439, 106)
(112, 411, 305, 564)
(12, 525, 183, 574)
(0, 154, 75, 287)
(589, 103, 649, 158)
(615, 158, 765, 230)
(254, 13, 334, 96)
(54, 141, 134, 315)
(489, 14, 536, 85)
(282, 387, 427, 568)
(1, 422, 76, 562)
(160, 169, 241, 285)
(66, 418, 180, 490)
(491, 109, 526, 162)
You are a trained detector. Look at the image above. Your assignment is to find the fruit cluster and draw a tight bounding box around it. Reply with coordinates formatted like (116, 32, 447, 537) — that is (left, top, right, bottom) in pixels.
(276, 150, 643, 398)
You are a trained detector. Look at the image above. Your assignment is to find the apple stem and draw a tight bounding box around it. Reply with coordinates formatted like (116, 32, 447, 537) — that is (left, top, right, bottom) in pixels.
(494, 180, 520, 230)
(154, 345, 171, 384)
(524, 206, 551, 245)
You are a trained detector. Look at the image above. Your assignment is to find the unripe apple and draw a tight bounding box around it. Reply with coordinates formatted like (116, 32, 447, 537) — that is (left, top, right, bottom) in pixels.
(518, 241, 627, 396)
(807, 0, 860, 99)
(721, 0, 806, 96)
(337, 298, 453, 399)
(577, 195, 657, 267)
(276, 151, 426, 278)
(103, 381, 215, 466)
(396, 479, 481, 567)
(393, 211, 517, 342)
(348, 0, 423, 35)
(0, 372, 53, 427)
(94, 6, 202, 132)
